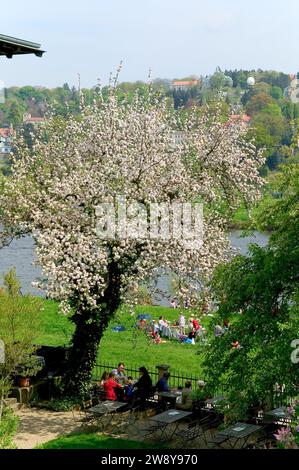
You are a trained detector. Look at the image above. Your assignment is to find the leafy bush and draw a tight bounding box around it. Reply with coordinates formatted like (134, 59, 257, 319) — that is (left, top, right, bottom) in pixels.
(0, 407, 18, 449)
(40, 397, 82, 412)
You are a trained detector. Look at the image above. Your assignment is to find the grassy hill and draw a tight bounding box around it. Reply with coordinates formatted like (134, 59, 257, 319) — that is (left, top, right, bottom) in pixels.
(36, 300, 213, 380)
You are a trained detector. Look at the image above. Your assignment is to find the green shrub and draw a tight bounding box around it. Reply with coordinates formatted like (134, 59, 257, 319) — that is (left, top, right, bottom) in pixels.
(0, 407, 19, 449)
(40, 397, 82, 412)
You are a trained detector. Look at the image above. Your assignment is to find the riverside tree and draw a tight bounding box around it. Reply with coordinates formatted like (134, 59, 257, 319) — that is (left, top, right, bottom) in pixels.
(203, 164, 299, 421)
(0, 81, 264, 395)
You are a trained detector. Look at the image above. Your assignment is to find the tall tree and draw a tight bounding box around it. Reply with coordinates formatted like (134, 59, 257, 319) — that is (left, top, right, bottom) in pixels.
(0, 86, 264, 395)
(203, 164, 299, 421)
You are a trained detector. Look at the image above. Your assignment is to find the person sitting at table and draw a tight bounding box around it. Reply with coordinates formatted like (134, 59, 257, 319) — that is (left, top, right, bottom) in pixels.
(176, 381, 193, 411)
(104, 372, 123, 401)
(131, 367, 153, 408)
(133, 366, 153, 400)
(124, 376, 135, 401)
(99, 371, 109, 386)
(191, 380, 208, 416)
(156, 372, 170, 392)
(111, 362, 127, 384)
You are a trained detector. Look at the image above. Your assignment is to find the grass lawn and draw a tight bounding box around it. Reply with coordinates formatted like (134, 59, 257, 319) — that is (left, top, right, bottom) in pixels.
(36, 300, 213, 380)
(37, 433, 165, 449)
(231, 206, 250, 226)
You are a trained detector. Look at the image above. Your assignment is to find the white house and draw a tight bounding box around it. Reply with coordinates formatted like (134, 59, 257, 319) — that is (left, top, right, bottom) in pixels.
(0, 127, 14, 155)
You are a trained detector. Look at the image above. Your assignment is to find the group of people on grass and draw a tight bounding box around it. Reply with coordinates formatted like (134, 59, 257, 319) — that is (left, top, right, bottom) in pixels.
(138, 313, 208, 345)
(97, 362, 207, 411)
(138, 311, 241, 352)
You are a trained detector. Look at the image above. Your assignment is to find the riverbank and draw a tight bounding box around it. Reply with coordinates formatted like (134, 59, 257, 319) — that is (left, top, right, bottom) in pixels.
(0, 230, 270, 302)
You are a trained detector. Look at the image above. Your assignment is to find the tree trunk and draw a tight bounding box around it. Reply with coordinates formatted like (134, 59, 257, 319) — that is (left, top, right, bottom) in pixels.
(63, 261, 122, 397)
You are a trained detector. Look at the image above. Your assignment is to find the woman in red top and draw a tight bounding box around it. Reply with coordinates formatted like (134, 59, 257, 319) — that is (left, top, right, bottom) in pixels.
(192, 318, 201, 331)
(104, 372, 123, 400)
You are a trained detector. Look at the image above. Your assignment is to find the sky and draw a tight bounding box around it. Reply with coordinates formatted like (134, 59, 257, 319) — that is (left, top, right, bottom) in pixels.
(0, 0, 298, 88)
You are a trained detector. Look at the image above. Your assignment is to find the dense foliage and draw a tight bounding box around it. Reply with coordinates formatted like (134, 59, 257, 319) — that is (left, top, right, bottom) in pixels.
(0, 269, 42, 420)
(1, 68, 299, 174)
(203, 164, 299, 421)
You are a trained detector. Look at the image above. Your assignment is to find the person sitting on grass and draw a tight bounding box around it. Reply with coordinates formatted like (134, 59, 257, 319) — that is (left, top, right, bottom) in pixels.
(188, 328, 196, 344)
(215, 324, 224, 337)
(104, 372, 123, 401)
(154, 333, 162, 344)
(158, 315, 167, 332)
(232, 340, 242, 350)
(192, 317, 201, 331)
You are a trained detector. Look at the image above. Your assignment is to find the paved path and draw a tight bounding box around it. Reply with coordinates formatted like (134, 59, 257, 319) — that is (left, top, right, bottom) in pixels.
(14, 407, 82, 449)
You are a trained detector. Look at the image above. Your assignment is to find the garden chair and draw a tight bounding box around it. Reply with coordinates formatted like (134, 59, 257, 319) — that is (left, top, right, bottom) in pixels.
(71, 401, 95, 429)
(111, 405, 143, 438)
(189, 412, 223, 447)
(208, 433, 230, 448)
(139, 419, 169, 441)
(174, 419, 204, 448)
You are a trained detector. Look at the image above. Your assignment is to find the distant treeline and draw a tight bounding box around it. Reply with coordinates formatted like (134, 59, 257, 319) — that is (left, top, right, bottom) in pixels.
(1, 68, 299, 172)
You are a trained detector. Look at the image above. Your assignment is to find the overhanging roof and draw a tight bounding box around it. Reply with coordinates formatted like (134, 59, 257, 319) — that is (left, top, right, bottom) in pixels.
(0, 34, 45, 58)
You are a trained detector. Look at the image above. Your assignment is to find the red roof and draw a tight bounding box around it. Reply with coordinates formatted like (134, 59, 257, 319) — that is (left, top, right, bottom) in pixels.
(229, 114, 251, 123)
(225, 115, 251, 128)
(0, 127, 15, 138)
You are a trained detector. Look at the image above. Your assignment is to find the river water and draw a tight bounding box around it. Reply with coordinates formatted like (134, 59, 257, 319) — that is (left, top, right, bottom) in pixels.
(0, 230, 270, 303)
